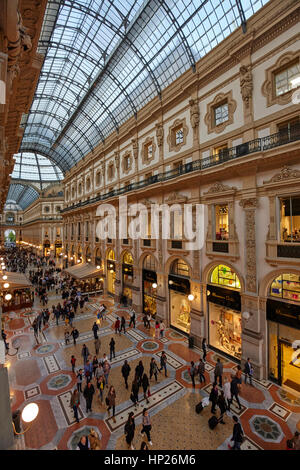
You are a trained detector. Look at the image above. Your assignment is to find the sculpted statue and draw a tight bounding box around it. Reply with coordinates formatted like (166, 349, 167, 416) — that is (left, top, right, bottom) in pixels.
(189, 99, 199, 128)
(240, 65, 253, 106)
(155, 124, 164, 146)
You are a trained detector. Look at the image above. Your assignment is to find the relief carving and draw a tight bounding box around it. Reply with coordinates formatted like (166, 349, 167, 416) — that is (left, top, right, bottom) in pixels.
(155, 124, 164, 147)
(240, 65, 253, 108)
(204, 181, 237, 194)
(263, 166, 300, 184)
(189, 99, 199, 128)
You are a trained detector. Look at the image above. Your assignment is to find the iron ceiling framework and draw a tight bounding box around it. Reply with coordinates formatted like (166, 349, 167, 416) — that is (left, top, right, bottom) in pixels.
(6, 183, 40, 211)
(9, 0, 269, 208)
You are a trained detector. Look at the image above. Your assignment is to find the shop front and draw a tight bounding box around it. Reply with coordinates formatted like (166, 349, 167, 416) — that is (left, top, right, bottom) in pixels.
(107, 249, 116, 296)
(122, 251, 133, 306)
(267, 273, 300, 393)
(43, 239, 50, 257)
(55, 240, 62, 257)
(2, 288, 33, 313)
(168, 259, 191, 335)
(207, 264, 242, 361)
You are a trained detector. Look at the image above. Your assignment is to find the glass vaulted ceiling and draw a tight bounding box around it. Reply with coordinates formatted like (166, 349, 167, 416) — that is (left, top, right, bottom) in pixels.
(19, 0, 269, 174)
(6, 184, 40, 210)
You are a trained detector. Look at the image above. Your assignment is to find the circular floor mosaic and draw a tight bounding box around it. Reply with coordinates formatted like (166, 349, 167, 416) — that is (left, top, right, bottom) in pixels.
(142, 341, 159, 351)
(36, 344, 55, 355)
(47, 374, 71, 390)
(250, 416, 283, 442)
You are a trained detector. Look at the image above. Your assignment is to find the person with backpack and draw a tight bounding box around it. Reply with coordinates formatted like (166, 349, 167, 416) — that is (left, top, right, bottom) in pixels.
(124, 411, 135, 450)
(229, 415, 244, 450)
(244, 358, 254, 386)
(121, 359, 131, 389)
(141, 408, 153, 446)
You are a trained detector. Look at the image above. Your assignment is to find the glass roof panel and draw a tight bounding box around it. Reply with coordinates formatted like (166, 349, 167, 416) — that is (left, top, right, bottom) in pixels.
(17, 0, 270, 174)
(11, 152, 63, 182)
(6, 183, 40, 210)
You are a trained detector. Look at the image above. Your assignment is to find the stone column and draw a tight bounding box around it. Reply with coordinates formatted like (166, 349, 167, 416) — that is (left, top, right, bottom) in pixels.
(239, 197, 263, 379)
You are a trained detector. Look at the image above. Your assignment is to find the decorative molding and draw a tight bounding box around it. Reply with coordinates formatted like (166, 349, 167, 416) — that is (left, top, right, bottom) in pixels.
(204, 90, 237, 134)
(239, 198, 258, 209)
(189, 99, 199, 128)
(165, 192, 188, 203)
(204, 181, 237, 195)
(240, 65, 253, 108)
(263, 166, 300, 184)
(261, 50, 300, 107)
(121, 151, 132, 175)
(131, 138, 138, 160)
(166, 118, 189, 153)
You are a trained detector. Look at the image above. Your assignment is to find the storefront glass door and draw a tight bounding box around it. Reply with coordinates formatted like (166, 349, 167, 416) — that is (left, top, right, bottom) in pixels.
(280, 340, 300, 393)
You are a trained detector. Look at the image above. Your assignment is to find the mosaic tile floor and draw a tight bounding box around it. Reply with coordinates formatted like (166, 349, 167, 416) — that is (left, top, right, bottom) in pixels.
(5, 290, 300, 451)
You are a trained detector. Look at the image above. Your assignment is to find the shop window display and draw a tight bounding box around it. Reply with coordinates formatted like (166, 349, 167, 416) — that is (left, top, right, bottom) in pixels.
(280, 196, 300, 242)
(170, 291, 191, 334)
(215, 205, 229, 240)
(209, 303, 242, 359)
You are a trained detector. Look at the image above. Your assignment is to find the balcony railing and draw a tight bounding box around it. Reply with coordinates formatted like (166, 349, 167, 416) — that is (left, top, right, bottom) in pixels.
(61, 123, 300, 214)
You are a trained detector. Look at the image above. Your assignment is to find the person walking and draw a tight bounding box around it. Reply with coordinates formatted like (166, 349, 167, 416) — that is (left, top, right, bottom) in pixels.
(77, 435, 89, 450)
(155, 321, 160, 339)
(96, 374, 105, 405)
(135, 360, 144, 387)
(71, 326, 79, 345)
(146, 313, 151, 329)
(92, 321, 99, 340)
(189, 361, 196, 388)
(198, 358, 206, 384)
(159, 352, 168, 377)
(159, 321, 165, 338)
(114, 317, 121, 335)
(141, 373, 150, 404)
(149, 357, 159, 382)
(92, 356, 99, 377)
(209, 382, 219, 414)
(32, 318, 40, 345)
(217, 390, 227, 424)
(71, 355, 76, 373)
(214, 358, 223, 388)
(120, 316, 126, 334)
(244, 358, 254, 386)
(83, 381, 95, 413)
(81, 344, 90, 365)
(141, 408, 152, 446)
(106, 385, 116, 423)
(124, 411, 135, 450)
(84, 360, 93, 383)
(103, 360, 111, 387)
(121, 359, 131, 389)
(109, 337, 116, 361)
(230, 375, 242, 410)
(223, 376, 232, 411)
(202, 337, 207, 362)
(94, 336, 101, 355)
(76, 369, 83, 393)
(70, 388, 80, 423)
(131, 376, 139, 407)
(129, 310, 135, 328)
(229, 416, 244, 450)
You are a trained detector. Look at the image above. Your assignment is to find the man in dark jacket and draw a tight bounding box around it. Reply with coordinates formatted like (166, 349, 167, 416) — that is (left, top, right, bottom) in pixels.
(210, 382, 219, 414)
(83, 381, 95, 413)
(230, 376, 242, 410)
(229, 415, 244, 450)
(244, 358, 254, 386)
(92, 322, 99, 339)
(214, 358, 223, 387)
(121, 360, 131, 389)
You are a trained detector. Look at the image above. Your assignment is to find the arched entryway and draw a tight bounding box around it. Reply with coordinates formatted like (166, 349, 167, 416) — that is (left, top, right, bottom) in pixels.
(95, 247, 102, 267)
(265, 271, 300, 393)
(207, 264, 242, 361)
(106, 249, 116, 295)
(168, 258, 192, 335)
(121, 251, 133, 306)
(142, 253, 157, 318)
(86, 246, 91, 262)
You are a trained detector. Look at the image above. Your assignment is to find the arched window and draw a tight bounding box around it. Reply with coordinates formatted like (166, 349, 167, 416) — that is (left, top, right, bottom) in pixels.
(143, 254, 156, 271)
(123, 251, 133, 265)
(270, 273, 300, 302)
(170, 258, 190, 277)
(107, 249, 115, 261)
(210, 264, 241, 290)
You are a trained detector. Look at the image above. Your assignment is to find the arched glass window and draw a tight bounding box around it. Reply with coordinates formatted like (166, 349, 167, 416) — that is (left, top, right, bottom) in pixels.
(170, 258, 190, 277)
(123, 251, 133, 265)
(107, 249, 115, 261)
(210, 264, 241, 290)
(143, 254, 156, 271)
(270, 273, 300, 302)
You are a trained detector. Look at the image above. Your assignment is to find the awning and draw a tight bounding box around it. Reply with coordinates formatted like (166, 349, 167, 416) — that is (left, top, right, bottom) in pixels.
(63, 263, 103, 280)
(4, 272, 32, 289)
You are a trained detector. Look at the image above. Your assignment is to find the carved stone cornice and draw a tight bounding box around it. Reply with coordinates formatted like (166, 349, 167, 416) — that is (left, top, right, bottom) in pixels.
(204, 182, 237, 196)
(165, 192, 187, 203)
(239, 198, 258, 209)
(263, 166, 300, 185)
